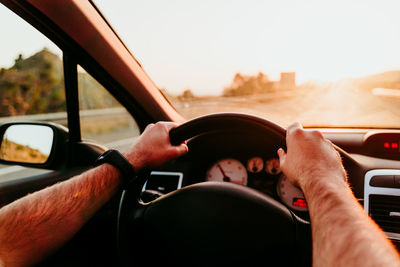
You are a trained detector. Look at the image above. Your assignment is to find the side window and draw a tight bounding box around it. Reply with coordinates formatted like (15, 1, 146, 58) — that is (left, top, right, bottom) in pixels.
(78, 66, 140, 153)
(0, 4, 65, 182)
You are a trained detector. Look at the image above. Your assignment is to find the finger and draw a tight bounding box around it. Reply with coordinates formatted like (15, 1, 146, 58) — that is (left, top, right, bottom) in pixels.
(277, 148, 286, 158)
(277, 148, 286, 167)
(143, 123, 155, 131)
(286, 122, 303, 135)
(174, 143, 189, 156)
(285, 122, 305, 148)
(161, 121, 180, 131)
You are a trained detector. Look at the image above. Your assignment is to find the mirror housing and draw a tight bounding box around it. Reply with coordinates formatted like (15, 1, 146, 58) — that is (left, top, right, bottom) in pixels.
(0, 122, 68, 169)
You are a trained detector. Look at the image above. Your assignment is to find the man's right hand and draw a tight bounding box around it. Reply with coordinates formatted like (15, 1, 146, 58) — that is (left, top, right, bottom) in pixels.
(124, 122, 188, 172)
(277, 122, 347, 190)
(277, 126, 400, 267)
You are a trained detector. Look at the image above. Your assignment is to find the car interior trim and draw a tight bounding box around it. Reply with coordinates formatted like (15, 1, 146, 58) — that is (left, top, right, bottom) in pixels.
(142, 171, 184, 192)
(63, 53, 81, 143)
(364, 169, 400, 240)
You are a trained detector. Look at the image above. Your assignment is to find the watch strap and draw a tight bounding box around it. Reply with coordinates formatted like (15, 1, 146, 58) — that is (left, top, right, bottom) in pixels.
(94, 149, 136, 188)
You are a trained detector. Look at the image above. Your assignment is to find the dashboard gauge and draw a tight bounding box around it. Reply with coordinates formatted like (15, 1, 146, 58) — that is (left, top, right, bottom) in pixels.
(247, 157, 264, 173)
(277, 175, 308, 212)
(265, 158, 281, 175)
(206, 158, 248, 186)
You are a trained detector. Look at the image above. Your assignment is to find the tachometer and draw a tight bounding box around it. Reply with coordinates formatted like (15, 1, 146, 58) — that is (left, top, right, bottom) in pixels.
(206, 158, 248, 186)
(277, 175, 308, 212)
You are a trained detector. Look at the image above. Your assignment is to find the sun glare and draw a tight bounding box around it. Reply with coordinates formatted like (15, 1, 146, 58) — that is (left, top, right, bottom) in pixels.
(250, 0, 400, 83)
(88, 0, 400, 95)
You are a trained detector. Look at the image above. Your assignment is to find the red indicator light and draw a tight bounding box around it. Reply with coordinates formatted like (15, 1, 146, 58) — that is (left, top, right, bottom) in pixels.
(292, 198, 308, 208)
(384, 142, 390, 148)
(392, 143, 398, 149)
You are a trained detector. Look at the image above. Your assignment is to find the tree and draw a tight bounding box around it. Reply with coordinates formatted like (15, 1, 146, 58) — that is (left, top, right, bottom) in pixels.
(13, 54, 24, 70)
(178, 89, 196, 100)
(223, 72, 273, 96)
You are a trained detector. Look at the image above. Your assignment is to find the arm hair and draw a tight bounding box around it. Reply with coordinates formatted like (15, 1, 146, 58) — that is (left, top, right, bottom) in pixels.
(0, 164, 121, 267)
(303, 175, 400, 267)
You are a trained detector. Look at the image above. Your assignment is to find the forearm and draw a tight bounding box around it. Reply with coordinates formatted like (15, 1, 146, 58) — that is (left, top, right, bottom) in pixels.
(302, 175, 400, 267)
(0, 164, 121, 267)
(0, 121, 188, 267)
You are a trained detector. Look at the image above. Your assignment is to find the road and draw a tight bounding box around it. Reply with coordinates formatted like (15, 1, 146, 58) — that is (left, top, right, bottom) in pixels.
(174, 82, 400, 128)
(2, 84, 400, 183)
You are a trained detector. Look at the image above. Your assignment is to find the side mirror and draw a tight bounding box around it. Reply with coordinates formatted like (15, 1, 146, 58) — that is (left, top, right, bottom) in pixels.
(0, 122, 68, 169)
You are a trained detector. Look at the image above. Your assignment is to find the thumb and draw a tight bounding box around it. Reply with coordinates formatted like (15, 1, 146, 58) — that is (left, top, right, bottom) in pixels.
(174, 143, 189, 157)
(277, 148, 286, 167)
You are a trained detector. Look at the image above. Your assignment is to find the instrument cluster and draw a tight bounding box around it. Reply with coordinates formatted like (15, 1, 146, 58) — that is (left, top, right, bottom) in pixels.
(206, 157, 308, 212)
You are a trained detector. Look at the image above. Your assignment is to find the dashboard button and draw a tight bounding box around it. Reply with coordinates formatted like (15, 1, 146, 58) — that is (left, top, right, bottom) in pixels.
(370, 175, 395, 188)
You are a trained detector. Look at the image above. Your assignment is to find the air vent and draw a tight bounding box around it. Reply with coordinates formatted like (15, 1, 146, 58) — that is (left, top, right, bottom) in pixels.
(369, 194, 400, 234)
(142, 171, 183, 195)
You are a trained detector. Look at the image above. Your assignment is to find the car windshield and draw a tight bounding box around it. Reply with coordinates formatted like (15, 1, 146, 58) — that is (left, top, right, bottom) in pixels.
(90, 1, 400, 128)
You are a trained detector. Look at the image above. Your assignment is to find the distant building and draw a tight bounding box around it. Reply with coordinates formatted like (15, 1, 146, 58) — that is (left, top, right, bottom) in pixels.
(279, 72, 296, 90)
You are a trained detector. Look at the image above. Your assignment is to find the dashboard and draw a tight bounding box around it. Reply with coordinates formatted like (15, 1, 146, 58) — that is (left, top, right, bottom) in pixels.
(124, 123, 400, 267)
(143, 130, 311, 217)
(141, 128, 400, 246)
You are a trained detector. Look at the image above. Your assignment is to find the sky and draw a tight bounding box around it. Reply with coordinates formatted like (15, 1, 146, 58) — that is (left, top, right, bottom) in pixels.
(0, 4, 61, 66)
(2, 0, 400, 95)
(5, 125, 53, 155)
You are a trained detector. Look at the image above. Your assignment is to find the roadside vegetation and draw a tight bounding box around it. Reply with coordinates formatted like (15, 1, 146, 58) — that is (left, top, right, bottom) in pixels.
(0, 49, 120, 117)
(2, 48, 400, 128)
(0, 139, 47, 163)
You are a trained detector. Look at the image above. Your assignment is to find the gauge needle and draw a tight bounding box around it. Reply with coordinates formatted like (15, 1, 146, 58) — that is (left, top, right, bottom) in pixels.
(217, 164, 231, 182)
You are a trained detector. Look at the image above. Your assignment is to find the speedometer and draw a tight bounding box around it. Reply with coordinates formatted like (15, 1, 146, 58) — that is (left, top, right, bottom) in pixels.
(277, 175, 308, 212)
(206, 158, 248, 186)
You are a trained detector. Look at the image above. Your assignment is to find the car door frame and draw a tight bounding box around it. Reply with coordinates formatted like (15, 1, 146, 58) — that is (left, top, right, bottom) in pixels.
(0, 0, 172, 206)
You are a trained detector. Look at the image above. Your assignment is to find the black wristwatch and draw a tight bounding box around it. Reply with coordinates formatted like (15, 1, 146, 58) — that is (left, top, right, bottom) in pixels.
(94, 149, 136, 188)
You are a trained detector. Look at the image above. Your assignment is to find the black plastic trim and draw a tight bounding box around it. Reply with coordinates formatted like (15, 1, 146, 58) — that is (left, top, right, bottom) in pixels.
(63, 53, 81, 143)
(0, 121, 68, 169)
(1, 0, 153, 132)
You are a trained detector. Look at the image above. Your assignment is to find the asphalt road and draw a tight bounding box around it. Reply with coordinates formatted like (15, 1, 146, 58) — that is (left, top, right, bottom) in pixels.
(175, 82, 400, 128)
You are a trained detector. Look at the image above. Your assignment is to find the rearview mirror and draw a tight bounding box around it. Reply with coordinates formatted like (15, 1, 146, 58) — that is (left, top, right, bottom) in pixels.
(0, 122, 68, 168)
(0, 124, 54, 164)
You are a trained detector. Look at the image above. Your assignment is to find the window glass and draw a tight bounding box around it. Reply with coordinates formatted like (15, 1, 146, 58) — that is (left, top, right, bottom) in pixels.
(95, 0, 400, 128)
(78, 66, 140, 153)
(0, 4, 64, 182)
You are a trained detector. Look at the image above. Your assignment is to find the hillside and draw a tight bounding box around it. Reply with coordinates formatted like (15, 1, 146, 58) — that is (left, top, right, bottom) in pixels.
(354, 71, 400, 90)
(0, 48, 119, 117)
(0, 49, 65, 116)
(78, 71, 119, 110)
(0, 139, 48, 163)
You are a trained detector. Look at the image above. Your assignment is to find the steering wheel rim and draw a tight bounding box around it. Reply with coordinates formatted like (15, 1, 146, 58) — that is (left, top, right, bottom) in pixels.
(169, 113, 287, 147)
(117, 113, 311, 267)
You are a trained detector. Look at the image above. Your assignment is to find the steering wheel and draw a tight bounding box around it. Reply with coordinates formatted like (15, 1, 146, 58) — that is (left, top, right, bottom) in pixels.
(117, 113, 312, 267)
